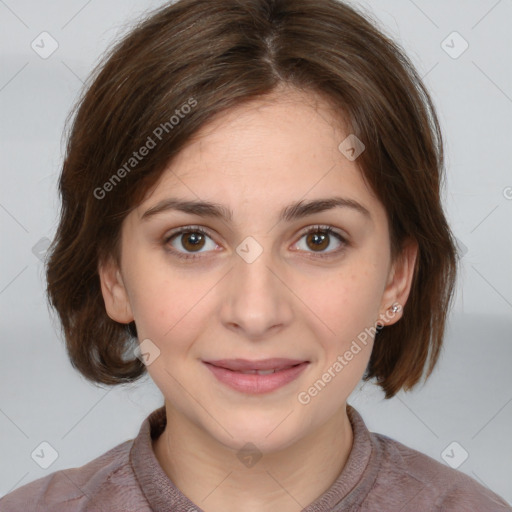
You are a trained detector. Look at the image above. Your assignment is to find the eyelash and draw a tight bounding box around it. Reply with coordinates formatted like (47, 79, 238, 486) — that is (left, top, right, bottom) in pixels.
(163, 224, 348, 261)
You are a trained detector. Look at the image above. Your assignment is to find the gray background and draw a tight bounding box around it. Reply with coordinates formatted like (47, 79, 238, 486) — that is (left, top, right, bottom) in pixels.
(1, 0, 511, 505)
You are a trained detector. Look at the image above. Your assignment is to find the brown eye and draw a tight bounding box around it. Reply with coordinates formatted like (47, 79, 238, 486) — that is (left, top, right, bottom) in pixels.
(164, 226, 217, 259)
(305, 231, 330, 252)
(179, 231, 206, 252)
(295, 226, 347, 257)
(164, 224, 347, 262)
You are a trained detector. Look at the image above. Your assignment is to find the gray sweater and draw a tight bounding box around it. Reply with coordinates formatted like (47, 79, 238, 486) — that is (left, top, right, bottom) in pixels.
(1, 405, 510, 511)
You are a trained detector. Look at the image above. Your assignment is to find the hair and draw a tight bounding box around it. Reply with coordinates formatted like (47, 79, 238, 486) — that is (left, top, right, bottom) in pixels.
(46, 0, 459, 398)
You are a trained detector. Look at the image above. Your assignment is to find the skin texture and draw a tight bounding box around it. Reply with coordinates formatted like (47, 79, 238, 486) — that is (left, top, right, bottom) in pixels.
(99, 87, 418, 512)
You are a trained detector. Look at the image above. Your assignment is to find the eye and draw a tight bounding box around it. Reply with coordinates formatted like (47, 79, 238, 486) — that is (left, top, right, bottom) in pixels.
(293, 225, 348, 258)
(163, 224, 348, 261)
(164, 226, 218, 260)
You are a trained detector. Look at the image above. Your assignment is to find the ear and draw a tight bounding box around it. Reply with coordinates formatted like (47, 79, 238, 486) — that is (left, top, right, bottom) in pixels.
(377, 238, 418, 327)
(98, 256, 134, 324)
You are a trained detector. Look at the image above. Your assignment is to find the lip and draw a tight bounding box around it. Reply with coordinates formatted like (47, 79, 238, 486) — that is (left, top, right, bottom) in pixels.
(203, 359, 309, 394)
(203, 358, 308, 371)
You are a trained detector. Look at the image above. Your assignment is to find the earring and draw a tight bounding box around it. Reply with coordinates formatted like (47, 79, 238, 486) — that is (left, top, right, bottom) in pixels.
(389, 302, 401, 313)
(376, 302, 402, 333)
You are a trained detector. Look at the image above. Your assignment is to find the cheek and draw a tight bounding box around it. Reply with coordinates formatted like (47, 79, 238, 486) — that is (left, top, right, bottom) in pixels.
(127, 260, 215, 349)
(295, 261, 384, 405)
(297, 256, 385, 340)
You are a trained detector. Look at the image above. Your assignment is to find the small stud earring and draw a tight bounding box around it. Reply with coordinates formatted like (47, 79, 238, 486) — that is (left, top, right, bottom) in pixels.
(376, 302, 402, 333)
(389, 302, 401, 314)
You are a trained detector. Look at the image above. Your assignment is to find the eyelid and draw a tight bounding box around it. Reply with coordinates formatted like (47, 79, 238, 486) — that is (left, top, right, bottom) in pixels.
(295, 224, 347, 240)
(164, 225, 217, 244)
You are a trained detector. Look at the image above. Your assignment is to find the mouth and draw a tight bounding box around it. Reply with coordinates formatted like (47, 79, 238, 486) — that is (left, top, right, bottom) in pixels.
(203, 358, 308, 371)
(202, 358, 310, 394)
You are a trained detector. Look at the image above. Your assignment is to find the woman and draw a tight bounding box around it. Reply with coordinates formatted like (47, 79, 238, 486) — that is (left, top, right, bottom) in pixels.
(2, 0, 510, 510)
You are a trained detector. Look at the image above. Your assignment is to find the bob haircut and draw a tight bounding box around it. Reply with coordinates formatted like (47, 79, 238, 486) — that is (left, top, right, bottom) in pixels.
(46, 0, 458, 399)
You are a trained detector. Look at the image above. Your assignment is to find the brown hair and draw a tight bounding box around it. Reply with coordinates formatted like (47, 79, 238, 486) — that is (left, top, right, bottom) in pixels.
(46, 0, 458, 398)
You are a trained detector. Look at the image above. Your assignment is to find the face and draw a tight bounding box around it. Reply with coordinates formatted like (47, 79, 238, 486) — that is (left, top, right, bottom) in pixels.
(99, 87, 416, 453)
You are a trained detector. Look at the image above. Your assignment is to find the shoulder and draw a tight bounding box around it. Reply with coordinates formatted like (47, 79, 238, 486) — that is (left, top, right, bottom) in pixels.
(0, 439, 149, 512)
(369, 432, 512, 511)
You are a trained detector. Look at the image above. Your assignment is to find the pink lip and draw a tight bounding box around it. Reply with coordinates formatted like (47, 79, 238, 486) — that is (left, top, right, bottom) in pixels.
(203, 358, 307, 371)
(203, 360, 309, 394)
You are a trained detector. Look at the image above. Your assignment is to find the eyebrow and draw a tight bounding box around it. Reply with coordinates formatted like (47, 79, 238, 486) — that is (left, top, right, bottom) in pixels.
(140, 196, 372, 223)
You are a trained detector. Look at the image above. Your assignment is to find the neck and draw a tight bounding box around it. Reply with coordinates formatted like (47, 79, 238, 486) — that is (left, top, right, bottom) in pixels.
(152, 403, 354, 512)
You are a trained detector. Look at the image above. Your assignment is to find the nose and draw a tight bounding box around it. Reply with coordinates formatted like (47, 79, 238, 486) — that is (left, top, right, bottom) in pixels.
(219, 242, 294, 339)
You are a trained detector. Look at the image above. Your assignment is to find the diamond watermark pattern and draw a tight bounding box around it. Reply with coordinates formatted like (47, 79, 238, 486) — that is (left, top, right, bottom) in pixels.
(31, 237, 51, 262)
(454, 237, 468, 258)
(441, 31, 469, 59)
(441, 441, 469, 469)
(134, 338, 161, 366)
(338, 134, 365, 161)
(236, 236, 263, 264)
(31, 441, 59, 469)
(30, 32, 59, 59)
(237, 442, 263, 468)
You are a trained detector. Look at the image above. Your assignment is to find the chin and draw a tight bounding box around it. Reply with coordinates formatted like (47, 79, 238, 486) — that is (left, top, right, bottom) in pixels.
(208, 416, 305, 455)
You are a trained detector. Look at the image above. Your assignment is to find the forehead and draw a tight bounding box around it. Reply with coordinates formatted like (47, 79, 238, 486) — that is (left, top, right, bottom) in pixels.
(135, 89, 384, 224)
(173, 89, 348, 175)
